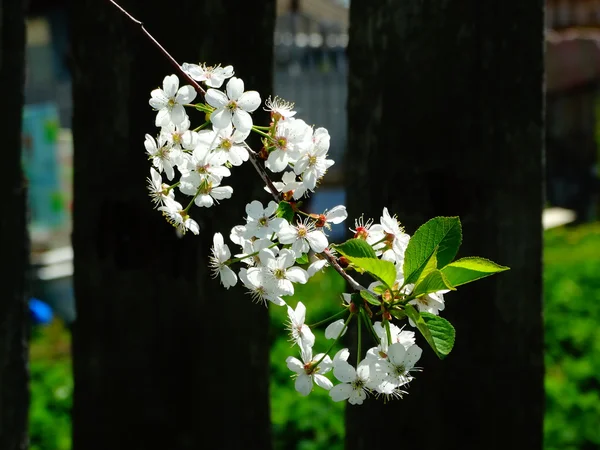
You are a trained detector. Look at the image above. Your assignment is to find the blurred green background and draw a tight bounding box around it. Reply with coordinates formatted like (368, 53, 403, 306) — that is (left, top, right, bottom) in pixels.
(29, 221, 600, 449)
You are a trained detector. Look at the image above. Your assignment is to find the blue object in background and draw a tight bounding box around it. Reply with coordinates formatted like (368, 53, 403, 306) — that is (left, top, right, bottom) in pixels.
(29, 298, 54, 325)
(22, 103, 66, 236)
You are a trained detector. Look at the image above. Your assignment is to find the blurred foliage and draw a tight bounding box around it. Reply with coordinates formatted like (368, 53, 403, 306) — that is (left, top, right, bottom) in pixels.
(544, 222, 600, 449)
(29, 319, 72, 450)
(28, 223, 600, 449)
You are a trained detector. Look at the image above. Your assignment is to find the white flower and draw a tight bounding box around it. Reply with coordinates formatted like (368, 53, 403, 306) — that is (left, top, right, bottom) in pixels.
(330, 359, 377, 405)
(322, 205, 347, 225)
(267, 171, 307, 200)
(266, 118, 311, 173)
(179, 142, 231, 195)
(278, 218, 329, 256)
(160, 117, 198, 151)
(197, 125, 250, 167)
(286, 346, 333, 396)
(375, 342, 422, 393)
(295, 127, 334, 191)
(286, 301, 315, 348)
(181, 62, 234, 88)
(209, 233, 237, 289)
(244, 200, 286, 239)
(194, 180, 234, 208)
(264, 95, 296, 120)
(370, 321, 415, 355)
(307, 258, 329, 277)
(408, 289, 449, 326)
(149, 74, 196, 127)
(368, 207, 410, 264)
(146, 168, 174, 207)
(144, 133, 180, 181)
(205, 77, 260, 133)
(239, 267, 285, 306)
(325, 319, 347, 340)
(261, 248, 309, 296)
(158, 198, 199, 235)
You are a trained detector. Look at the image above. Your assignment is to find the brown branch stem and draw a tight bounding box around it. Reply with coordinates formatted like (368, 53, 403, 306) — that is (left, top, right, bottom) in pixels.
(107, 0, 206, 96)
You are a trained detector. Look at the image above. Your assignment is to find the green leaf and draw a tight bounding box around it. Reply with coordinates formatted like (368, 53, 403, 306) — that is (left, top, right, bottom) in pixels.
(275, 201, 295, 223)
(360, 289, 381, 306)
(347, 257, 397, 289)
(372, 284, 388, 295)
(403, 217, 462, 284)
(414, 249, 438, 285)
(332, 238, 377, 259)
(389, 309, 407, 321)
(441, 257, 510, 287)
(421, 312, 456, 359)
(295, 253, 309, 265)
(412, 270, 456, 296)
(405, 305, 455, 359)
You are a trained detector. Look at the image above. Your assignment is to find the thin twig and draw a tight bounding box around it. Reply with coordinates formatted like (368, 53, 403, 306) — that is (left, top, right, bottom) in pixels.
(323, 248, 365, 292)
(107, 0, 206, 96)
(244, 144, 282, 201)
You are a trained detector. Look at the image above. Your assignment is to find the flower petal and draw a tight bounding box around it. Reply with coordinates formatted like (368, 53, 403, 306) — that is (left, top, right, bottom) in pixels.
(237, 90, 261, 112)
(226, 77, 244, 100)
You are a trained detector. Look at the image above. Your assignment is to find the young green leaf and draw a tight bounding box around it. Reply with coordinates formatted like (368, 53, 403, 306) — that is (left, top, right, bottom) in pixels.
(360, 289, 381, 306)
(441, 257, 510, 287)
(332, 238, 377, 259)
(405, 304, 455, 359)
(411, 270, 455, 297)
(295, 253, 309, 265)
(403, 217, 462, 284)
(421, 312, 456, 359)
(275, 201, 295, 223)
(347, 257, 397, 289)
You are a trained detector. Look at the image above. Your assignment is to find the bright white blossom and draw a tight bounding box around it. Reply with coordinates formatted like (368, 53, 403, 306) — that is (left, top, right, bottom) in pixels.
(209, 233, 237, 288)
(158, 198, 199, 235)
(325, 319, 347, 340)
(286, 301, 315, 348)
(146, 168, 174, 207)
(205, 77, 261, 133)
(295, 127, 334, 191)
(264, 95, 296, 120)
(181, 62, 234, 88)
(244, 200, 286, 239)
(149, 74, 196, 127)
(368, 207, 411, 264)
(261, 248, 308, 296)
(286, 345, 333, 396)
(278, 218, 329, 256)
(330, 356, 379, 405)
(266, 118, 311, 173)
(239, 267, 285, 306)
(145, 133, 180, 181)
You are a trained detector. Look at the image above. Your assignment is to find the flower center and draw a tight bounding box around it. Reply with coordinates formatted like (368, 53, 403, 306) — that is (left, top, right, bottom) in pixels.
(196, 163, 210, 174)
(226, 100, 238, 112)
(297, 225, 308, 238)
(274, 268, 286, 279)
(220, 138, 233, 151)
(275, 136, 288, 150)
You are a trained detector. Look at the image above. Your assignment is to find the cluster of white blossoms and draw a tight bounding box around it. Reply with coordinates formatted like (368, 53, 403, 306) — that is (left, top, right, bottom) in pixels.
(144, 62, 454, 405)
